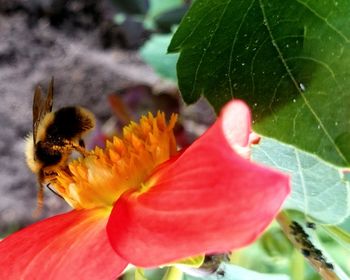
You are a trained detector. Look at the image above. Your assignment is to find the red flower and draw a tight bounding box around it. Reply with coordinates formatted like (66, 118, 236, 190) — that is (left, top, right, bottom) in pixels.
(0, 100, 290, 279)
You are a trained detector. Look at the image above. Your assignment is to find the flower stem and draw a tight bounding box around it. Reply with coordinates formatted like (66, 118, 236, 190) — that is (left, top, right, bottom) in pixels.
(134, 268, 147, 280)
(290, 248, 305, 280)
(276, 211, 340, 280)
(162, 267, 183, 280)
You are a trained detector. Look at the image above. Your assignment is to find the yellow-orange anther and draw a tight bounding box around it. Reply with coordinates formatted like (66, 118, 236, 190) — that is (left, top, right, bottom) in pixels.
(53, 112, 178, 209)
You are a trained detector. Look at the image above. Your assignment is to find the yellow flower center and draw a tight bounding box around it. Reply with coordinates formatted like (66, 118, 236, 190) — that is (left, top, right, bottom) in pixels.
(53, 112, 178, 210)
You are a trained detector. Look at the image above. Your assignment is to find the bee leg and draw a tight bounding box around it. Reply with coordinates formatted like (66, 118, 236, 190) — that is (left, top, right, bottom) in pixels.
(47, 183, 63, 199)
(69, 140, 92, 158)
(54, 139, 89, 158)
(33, 171, 45, 217)
(41, 168, 64, 198)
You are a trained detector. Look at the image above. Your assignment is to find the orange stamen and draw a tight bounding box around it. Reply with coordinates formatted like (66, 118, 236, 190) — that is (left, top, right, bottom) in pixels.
(52, 112, 178, 209)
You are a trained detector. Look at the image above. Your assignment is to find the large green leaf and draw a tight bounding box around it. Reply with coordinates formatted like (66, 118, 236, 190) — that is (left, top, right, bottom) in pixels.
(168, 0, 350, 167)
(252, 138, 350, 224)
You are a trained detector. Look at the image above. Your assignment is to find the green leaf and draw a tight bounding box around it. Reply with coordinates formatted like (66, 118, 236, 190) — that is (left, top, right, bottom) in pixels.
(339, 216, 350, 232)
(322, 225, 350, 251)
(183, 263, 290, 280)
(148, 0, 183, 20)
(135, 268, 148, 280)
(252, 138, 350, 224)
(144, 268, 166, 280)
(169, 0, 350, 167)
(162, 267, 183, 280)
(140, 34, 179, 81)
(260, 229, 293, 257)
(172, 255, 205, 268)
(290, 249, 305, 280)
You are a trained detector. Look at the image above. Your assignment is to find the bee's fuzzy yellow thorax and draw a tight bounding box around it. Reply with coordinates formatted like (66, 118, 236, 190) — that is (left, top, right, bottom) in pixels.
(53, 112, 178, 209)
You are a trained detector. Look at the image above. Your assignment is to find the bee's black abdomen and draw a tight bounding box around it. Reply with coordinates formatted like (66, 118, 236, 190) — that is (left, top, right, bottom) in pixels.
(35, 141, 62, 166)
(47, 107, 93, 140)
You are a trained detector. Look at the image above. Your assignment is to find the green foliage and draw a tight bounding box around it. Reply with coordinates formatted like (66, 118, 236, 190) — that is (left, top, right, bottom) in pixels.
(147, 0, 182, 20)
(228, 221, 349, 280)
(322, 225, 350, 251)
(183, 264, 290, 280)
(252, 138, 350, 224)
(169, 0, 350, 167)
(260, 228, 292, 257)
(171, 255, 205, 267)
(136, 1, 350, 278)
(112, 0, 187, 30)
(140, 34, 178, 81)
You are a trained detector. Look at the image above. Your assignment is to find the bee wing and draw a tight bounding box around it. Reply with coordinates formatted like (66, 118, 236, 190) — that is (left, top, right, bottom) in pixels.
(46, 77, 54, 113)
(32, 78, 54, 143)
(33, 85, 43, 144)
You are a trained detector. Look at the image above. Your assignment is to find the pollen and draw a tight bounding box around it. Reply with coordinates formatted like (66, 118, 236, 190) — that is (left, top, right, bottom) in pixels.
(53, 112, 178, 209)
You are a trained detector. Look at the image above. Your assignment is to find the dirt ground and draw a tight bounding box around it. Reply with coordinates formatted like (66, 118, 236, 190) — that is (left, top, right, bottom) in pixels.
(0, 1, 170, 234)
(0, 1, 215, 235)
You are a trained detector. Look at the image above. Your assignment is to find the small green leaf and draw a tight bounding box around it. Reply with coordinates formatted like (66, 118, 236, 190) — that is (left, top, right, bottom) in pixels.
(290, 249, 305, 280)
(162, 267, 183, 280)
(183, 263, 290, 280)
(169, 0, 350, 167)
(322, 225, 350, 251)
(140, 34, 178, 81)
(144, 268, 166, 280)
(252, 138, 350, 224)
(173, 255, 205, 268)
(148, 0, 183, 20)
(135, 268, 148, 280)
(260, 229, 292, 257)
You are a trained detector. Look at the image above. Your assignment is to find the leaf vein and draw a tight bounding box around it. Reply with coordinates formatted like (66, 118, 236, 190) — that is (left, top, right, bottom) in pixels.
(190, 1, 232, 99)
(259, 0, 348, 165)
(228, 0, 256, 97)
(285, 56, 338, 87)
(294, 149, 308, 216)
(295, 0, 350, 43)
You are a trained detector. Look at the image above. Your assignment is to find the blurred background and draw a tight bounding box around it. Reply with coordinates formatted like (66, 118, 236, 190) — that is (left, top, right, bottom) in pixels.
(0, 0, 216, 236)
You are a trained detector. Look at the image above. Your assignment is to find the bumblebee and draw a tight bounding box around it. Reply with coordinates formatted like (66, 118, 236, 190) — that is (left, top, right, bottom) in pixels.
(25, 78, 95, 211)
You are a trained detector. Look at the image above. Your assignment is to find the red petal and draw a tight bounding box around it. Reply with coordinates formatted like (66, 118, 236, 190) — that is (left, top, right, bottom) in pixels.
(221, 99, 251, 146)
(107, 100, 290, 267)
(0, 209, 127, 279)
